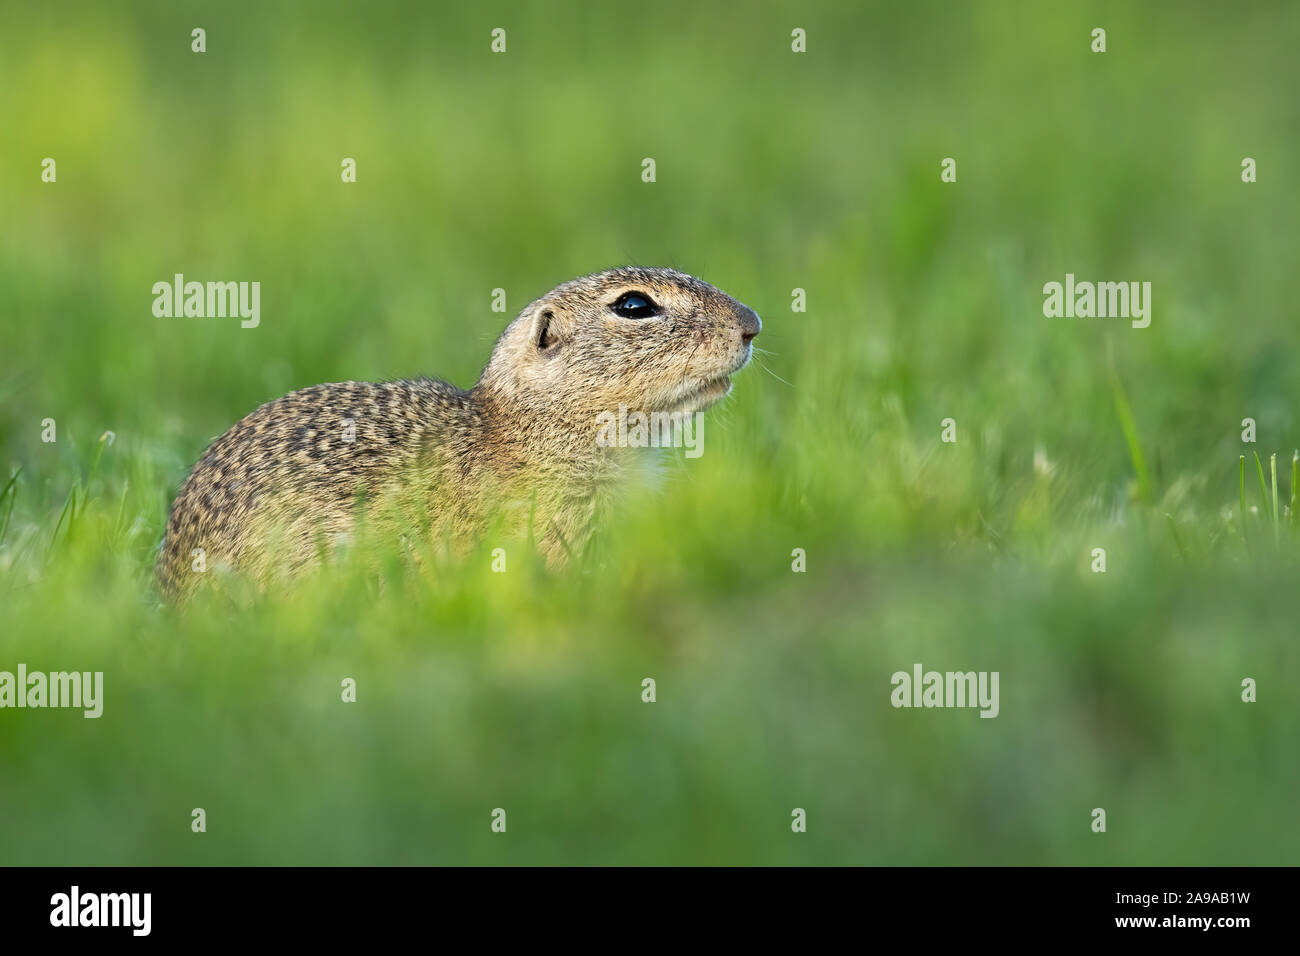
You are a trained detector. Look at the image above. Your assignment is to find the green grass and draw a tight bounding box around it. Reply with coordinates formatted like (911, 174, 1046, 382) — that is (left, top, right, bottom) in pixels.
(1, 0, 1298, 864)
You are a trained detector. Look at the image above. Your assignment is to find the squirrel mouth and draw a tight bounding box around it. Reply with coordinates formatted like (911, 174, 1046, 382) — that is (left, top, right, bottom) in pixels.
(666, 375, 732, 413)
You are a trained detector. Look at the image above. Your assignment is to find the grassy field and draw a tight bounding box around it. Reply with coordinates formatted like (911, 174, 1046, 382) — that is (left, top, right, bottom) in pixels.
(1, 0, 1298, 864)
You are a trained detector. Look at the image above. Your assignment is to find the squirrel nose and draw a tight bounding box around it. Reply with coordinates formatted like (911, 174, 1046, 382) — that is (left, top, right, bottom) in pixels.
(737, 306, 761, 343)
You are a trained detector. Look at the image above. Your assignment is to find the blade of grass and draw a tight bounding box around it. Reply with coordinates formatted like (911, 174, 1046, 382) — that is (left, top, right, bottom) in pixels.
(1106, 338, 1151, 504)
(113, 479, 130, 544)
(46, 485, 78, 562)
(1253, 451, 1269, 522)
(0, 467, 20, 547)
(1239, 455, 1248, 542)
(87, 430, 114, 488)
(1291, 451, 1298, 529)
(1271, 453, 1279, 543)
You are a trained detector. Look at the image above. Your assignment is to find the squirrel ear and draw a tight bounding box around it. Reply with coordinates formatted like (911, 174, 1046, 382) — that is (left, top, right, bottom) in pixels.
(534, 308, 563, 354)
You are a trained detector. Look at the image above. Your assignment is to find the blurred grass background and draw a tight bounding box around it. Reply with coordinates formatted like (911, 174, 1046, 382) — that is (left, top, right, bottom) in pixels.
(1, 0, 1298, 864)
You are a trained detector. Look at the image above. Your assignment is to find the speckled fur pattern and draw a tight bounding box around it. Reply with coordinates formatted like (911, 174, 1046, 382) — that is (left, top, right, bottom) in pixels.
(157, 267, 760, 599)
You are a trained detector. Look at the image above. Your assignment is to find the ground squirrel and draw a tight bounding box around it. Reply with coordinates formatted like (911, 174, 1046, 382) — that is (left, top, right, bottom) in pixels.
(156, 267, 761, 598)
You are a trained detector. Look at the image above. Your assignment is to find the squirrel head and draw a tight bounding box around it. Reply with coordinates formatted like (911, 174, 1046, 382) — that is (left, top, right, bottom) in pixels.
(476, 267, 760, 427)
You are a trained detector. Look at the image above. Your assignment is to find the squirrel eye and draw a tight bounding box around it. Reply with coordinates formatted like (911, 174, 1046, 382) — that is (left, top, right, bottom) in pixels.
(611, 292, 658, 319)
